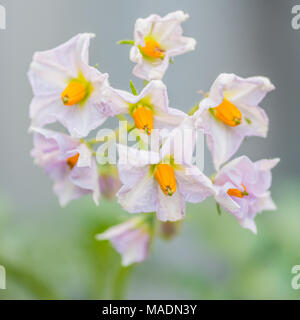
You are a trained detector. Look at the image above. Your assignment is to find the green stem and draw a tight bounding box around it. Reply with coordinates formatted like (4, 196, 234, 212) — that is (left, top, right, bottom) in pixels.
(112, 266, 132, 300)
(216, 202, 222, 216)
(0, 255, 58, 299)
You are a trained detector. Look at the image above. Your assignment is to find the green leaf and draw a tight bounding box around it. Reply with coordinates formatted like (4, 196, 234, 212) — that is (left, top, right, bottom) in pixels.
(130, 80, 138, 96)
(169, 58, 174, 64)
(117, 39, 135, 46)
(216, 202, 222, 216)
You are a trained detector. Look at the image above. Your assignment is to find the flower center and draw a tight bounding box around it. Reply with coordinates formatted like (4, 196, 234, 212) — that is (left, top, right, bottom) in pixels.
(227, 184, 248, 198)
(214, 98, 242, 127)
(67, 153, 79, 169)
(61, 80, 88, 106)
(132, 105, 153, 135)
(139, 37, 165, 59)
(154, 163, 176, 196)
(61, 72, 93, 107)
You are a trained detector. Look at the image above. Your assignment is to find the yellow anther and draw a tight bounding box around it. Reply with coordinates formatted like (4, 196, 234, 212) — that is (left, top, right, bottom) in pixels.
(154, 164, 177, 196)
(67, 153, 79, 169)
(132, 105, 154, 135)
(61, 81, 87, 106)
(227, 184, 248, 198)
(139, 37, 165, 59)
(214, 98, 242, 127)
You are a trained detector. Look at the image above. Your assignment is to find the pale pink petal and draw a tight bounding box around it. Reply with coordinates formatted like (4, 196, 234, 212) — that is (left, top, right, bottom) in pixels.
(194, 73, 274, 169)
(28, 33, 113, 138)
(31, 128, 100, 206)
(202, 110, 244, 170)
(175, 165, 216, 203)
(130, 47, 170, 81)
(237, 104, 269, 138)
(214, 185, 241, 214)
(156, 184, 185, 221)
(256, 191, 277, 212)
(229, 76, 275, 106)
(160, 117, 196, 165)
(28, 33, 95, 94)
(54, 175, 90, 207)
(70, 157, 100, 205)
(209, 73, 274, 106)
(130, 11, 196, 80)
(96, 217, 150, 266)
(213, 156, 279, 234)
(30, 127, 79, 160)
(117, 173, 157, 214)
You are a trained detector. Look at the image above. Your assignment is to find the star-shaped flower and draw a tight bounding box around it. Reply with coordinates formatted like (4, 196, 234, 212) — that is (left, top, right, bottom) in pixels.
(193, 73, 275, 169)
(31, 127, 100, 206)
(117, 124, 215, 221)
(29, 33, 114, 138)
(111, 80, 188, 135)
(214, 156, 279, 233)
(96, 215, 153, 266)
(129, 11, 196, 80)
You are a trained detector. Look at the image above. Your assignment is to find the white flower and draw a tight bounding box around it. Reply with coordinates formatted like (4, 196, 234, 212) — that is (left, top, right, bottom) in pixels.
(117, 123, 216, 221)
(129, 11, 196, 80)
(28, 33, 114, 138)
(31, 127, 100, 206)
(110, 80, 187, 135)
(96, 216, 153, 266)
(193, 73, 275, 170)
(214, 156, 279, 234)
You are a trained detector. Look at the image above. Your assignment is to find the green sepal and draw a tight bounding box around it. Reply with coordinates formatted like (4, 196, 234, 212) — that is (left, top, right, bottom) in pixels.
(117, 39, 135, 45)
(129, 80, 138, 96)
(188, 103, 199, 116)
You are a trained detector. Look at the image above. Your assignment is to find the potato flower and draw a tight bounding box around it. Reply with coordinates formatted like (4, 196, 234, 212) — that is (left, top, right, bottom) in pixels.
(111, 80, 187, 135)
(28, 33, 114, 138)
(96, 215, 153, 266)
(31, 127, 100, 206)
(214, 156, 279, 234)
(117, 124, 216, 221)
(193, 73, 275, 169)
(129, 11, 196, 80)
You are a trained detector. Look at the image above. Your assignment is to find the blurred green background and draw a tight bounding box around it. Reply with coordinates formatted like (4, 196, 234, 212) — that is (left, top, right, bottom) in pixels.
(0, 0, 299, 299)
(0, 179, 299, 299)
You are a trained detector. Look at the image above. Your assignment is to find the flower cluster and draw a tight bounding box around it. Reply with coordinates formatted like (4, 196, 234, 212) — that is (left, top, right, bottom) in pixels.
(28, 11, 279, 266)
